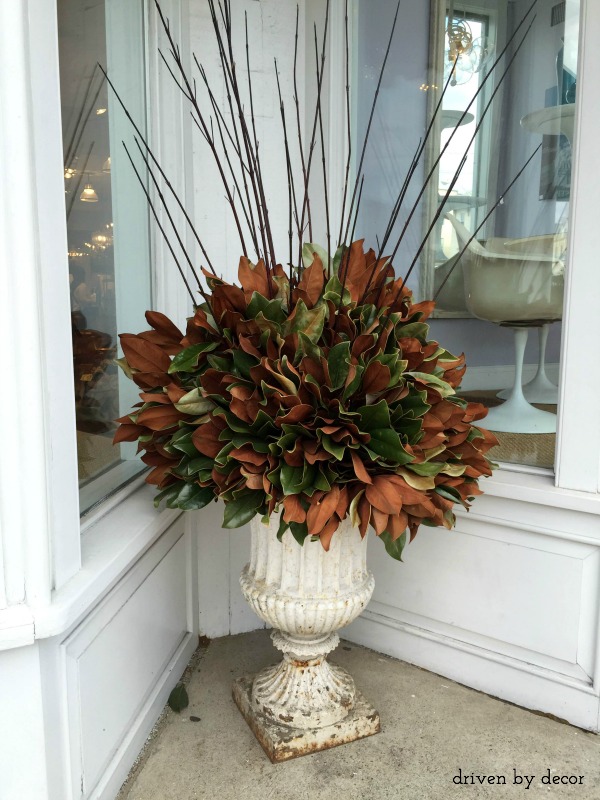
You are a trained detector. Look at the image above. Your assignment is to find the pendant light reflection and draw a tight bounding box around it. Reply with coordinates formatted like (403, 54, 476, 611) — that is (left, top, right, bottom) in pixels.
(80, 182, 98, 203)
(102, 156, 111, 173)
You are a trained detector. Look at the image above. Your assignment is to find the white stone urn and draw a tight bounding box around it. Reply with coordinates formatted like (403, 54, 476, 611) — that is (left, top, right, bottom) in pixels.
(233, 513, 379, 760)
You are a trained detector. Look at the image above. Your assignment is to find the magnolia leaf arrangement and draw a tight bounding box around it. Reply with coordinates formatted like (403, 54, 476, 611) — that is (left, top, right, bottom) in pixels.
(112, 0, 540, 560)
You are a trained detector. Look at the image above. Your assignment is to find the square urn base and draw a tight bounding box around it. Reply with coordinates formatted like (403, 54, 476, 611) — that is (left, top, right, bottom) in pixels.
(232, 673, 381, 763)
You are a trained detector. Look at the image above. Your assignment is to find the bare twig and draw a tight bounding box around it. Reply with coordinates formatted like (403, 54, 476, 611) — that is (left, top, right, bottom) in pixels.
(337, 0, 352, 249)
(314, 25, 331, 272)
(341, 0, 401, 247)
(98, 63, 217, 277)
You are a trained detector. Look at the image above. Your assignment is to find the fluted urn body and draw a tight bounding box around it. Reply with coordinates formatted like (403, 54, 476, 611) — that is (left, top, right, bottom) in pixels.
(239, 514, 375, 730)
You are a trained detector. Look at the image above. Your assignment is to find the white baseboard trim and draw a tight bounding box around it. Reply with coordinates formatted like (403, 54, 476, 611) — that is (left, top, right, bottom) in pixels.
(344, 608, 599, 732)
(460, 363, 560, 392)
(89, 630, 197, 800)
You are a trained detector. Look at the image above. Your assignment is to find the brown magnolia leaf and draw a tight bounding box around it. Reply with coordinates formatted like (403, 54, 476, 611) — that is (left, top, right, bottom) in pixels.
(166, 383, 187, 404)
(113, 424, 145, 444)
(365, 477, 403, 515)
(362, 361, 391, 394)
(357, 493, 371, 538)
(371, 507, 389, 535)
(296, 255, 325, 308)
(319, 517, 340, 551)
(283, 494, 306, 524)
(136, 405, 182, 431)
(229, 446, 266, 466)
(139, 392, 171, 404)
(191, 420, 223, 458)
(238, 256, 270, 299)
(145, 310, 183, 341)
(386, 474, 430, 506)
(120, 334, 171, 374)
(351, 451, 373, 484)
(388, 511, 409, 541)
(242, 471, 263, 490)
(306, 485, 340, 535)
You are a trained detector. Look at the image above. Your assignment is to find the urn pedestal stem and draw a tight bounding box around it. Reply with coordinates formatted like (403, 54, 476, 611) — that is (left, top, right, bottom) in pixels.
(232, 515, 380, 761)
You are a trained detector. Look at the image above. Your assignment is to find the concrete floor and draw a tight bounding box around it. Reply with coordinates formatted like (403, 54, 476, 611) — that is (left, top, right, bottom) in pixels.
(118, 630, 600, 800)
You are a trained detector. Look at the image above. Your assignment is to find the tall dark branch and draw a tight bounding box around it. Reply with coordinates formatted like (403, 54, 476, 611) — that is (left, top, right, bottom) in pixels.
(298, 0, 331, 246)
(337, 0, 352, 249)
(341, 0, 401, 246)
(134, 138, 205, 295)
(153, 0, 249, 258)
(244, 10, 277, 274)
(98, 62, 217, 277)
(293, 4, 309, 269)
(122, 141, 196, 305)
(375, 58, 458, 264)
(314, 26, 331, 272)
(275, 59, 301, 279)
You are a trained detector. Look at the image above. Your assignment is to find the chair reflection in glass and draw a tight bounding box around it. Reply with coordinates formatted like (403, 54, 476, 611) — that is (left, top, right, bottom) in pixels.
(444, 213, 565, 433)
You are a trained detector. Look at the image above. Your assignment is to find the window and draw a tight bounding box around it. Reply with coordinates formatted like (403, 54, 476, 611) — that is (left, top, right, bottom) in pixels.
(355, 0, 580, 472)
(58, 0, 151, 513)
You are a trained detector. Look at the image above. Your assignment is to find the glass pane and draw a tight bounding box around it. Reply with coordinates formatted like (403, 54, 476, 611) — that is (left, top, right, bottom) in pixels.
(355, 0, 580, 470)
(58, 0, 151, 512)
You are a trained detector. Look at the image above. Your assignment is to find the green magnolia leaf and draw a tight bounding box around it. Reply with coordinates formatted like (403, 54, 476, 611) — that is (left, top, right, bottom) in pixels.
(280, 463, 315, 495)
(342, 363, 364, 401)
(170, 429, 200, 458)
(367, 428, 413, 464)
(321, 434, 345, 461)
(408, 371, 455, 398)
(273, 275, 290, 306)
(357, 399, 391, 431)
(168, 683, 189, 713)
(246, 292, 287, 324)
(168, 342, 218, 374)
(379, 530, 407, 561)
(407, 461, 444, 477)
(153, 484, 180, 509)
(180, 456, 214, 476)
(174, 388, 214, 415)
(231, 349, 257, 379)
(322, 275, 351, 305)
(207, 354, 231, 372)
(397, 321, 429, 342)
(289, 521, 309, 546)
(287, 299, 327, 344)
(328, 341, 351, 390)
(296, 332, 322, 362)
(435, 485, 463, 504)
(302, 242, 330, 269)
(277, 515, 289, 542)
(167, 483, 214, 510)
(400, 390, 431, 418)
(115, 356, 136, 379)
(332, 244, 345, 275)
(222, 491, 263, 528)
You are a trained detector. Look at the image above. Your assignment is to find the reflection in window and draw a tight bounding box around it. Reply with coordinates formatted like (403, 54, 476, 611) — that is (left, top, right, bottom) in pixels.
(58, 0, 150, 512)
(356, 0, 579, 471)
